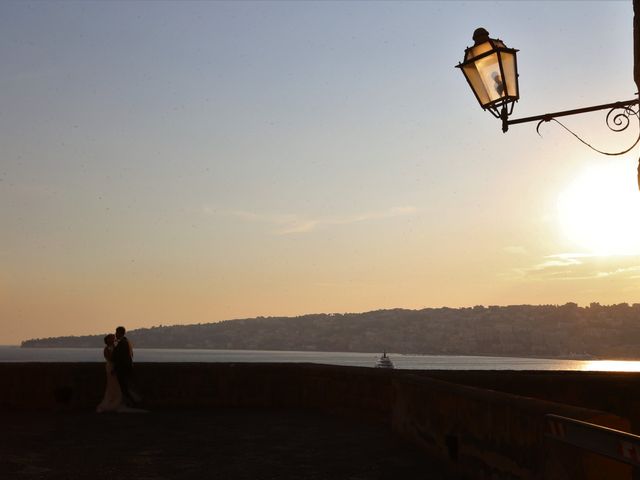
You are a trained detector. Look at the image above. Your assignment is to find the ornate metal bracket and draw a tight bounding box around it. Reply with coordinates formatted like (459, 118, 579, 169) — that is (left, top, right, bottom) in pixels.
(503, 98, 640, 156)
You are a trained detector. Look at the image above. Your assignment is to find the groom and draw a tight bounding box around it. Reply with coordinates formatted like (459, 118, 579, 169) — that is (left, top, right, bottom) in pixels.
(112, 326, 135, 406)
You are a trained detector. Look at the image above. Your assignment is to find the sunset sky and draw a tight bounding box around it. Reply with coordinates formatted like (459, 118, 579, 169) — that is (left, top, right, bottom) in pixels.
(2, 1, 639, 345)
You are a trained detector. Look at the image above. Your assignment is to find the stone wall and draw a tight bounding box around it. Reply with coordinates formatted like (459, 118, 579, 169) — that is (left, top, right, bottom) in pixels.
(391, 373, 630, 479)
(0, 363, 632, 479)
(418, 370, 640, 432)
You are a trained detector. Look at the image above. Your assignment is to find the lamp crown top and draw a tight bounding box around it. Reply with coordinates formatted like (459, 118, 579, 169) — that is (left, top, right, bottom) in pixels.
(473, 27, 490, 45)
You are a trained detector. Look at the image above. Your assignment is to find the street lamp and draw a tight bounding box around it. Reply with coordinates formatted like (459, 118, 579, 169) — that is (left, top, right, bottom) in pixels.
(456, 28, 640, 139)
(456, 28, 519, 132)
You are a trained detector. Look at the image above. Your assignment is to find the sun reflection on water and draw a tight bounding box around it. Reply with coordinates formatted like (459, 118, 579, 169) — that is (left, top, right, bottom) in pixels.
(580, 360, 640, 372)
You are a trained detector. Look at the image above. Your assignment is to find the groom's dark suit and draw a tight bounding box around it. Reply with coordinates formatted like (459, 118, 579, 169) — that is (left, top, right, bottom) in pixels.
(112, 336, 134, 405)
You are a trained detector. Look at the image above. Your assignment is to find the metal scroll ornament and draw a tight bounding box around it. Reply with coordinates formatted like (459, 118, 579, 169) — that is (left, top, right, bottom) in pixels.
(607, 105, 639, 133)
(536, 103, 640, 156)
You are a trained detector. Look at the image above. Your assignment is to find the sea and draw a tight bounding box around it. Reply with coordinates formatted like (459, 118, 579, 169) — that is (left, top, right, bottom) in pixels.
(1, 346, 640, 371)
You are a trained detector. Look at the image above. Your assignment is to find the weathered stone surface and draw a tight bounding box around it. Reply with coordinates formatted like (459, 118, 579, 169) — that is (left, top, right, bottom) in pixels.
(1, 409, 441, 480)
(0, 363, 634, 479)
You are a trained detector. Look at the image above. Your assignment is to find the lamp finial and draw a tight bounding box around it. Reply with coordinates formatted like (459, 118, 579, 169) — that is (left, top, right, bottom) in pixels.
(473, 28, 490, 45)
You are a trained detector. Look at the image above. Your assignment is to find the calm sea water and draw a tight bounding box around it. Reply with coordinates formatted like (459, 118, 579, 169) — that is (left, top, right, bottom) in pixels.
(2, 346, 640, 371)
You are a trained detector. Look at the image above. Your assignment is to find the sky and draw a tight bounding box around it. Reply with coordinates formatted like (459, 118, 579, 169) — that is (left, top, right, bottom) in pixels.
(1, 1, 639, 345)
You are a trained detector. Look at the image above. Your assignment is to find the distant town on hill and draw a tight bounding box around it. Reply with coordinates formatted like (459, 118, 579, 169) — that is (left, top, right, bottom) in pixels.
(21, 303, 640, 359)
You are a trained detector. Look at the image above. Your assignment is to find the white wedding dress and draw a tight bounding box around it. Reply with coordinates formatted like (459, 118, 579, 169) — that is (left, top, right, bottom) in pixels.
(96, 358, 125, 412)
(96, 348, 145, 413)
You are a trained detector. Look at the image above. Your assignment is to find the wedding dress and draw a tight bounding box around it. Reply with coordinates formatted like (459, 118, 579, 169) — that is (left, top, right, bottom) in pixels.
(96, 347, 145, 413)
(96, 356, 124, 412)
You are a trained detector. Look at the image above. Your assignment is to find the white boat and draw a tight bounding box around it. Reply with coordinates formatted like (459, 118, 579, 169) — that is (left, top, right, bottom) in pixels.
(375, 351, 394, 369)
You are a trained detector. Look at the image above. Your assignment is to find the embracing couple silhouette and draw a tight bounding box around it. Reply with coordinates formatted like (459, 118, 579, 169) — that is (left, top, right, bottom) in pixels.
(96, 326, 146, 413)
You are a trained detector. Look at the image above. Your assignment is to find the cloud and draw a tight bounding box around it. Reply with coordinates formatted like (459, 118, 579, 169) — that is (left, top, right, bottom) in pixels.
(205, 206, 418, 235)
(513, 252, 640, 282)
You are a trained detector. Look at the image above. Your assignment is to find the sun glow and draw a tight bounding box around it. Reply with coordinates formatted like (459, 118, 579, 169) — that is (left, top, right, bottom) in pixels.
(557, 162, 640, 255)
(581, 360, 640, 372)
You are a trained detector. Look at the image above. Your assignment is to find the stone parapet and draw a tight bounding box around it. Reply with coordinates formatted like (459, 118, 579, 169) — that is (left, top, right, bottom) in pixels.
(0, 363, 632, 479)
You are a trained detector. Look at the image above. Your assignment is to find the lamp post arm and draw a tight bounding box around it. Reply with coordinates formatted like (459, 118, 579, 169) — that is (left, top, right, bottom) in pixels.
(503, 98, 640, 131)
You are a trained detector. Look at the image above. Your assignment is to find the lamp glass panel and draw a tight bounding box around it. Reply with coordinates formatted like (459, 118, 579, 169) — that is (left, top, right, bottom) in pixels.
(462, 63, 491, 106)
(474, 52, 505, 104)
(500, 50, 518, 99)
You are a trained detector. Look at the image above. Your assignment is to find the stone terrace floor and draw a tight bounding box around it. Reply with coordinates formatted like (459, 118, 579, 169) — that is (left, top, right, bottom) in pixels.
(2, 408, 447, 480)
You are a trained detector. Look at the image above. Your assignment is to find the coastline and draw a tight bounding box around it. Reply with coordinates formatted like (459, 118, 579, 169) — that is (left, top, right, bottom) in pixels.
(7, 344, 615, 361)
(13, 345, 632, 360)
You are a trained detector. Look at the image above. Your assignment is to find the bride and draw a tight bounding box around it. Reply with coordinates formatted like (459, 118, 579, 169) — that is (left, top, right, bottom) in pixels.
(96, 334, 144, 413)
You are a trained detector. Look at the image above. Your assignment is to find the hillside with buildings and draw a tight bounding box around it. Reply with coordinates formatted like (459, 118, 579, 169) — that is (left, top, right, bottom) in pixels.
(21, 303, 640, 359)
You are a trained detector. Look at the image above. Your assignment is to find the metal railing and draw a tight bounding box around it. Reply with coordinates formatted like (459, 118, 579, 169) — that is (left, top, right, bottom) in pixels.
(546, 414, 640, 467)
